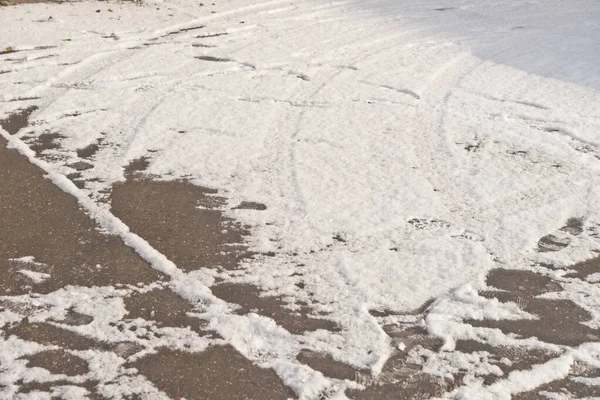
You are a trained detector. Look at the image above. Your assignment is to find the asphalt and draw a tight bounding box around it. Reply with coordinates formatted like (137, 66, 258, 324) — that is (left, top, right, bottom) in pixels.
(3, 1, 600, 396)
(0, 108, 298, 399)
(3, 99, 600, 399)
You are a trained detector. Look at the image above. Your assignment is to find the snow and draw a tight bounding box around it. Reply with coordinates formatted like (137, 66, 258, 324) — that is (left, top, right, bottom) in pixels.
(9, 256, 46, 266)
(16, 270, 51, 283)
(1, 0, 600, 398)
(452, 354, 575, 399)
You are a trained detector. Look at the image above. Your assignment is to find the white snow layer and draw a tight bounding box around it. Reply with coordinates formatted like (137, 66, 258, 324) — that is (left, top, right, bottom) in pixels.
(1, 0, 600, 398)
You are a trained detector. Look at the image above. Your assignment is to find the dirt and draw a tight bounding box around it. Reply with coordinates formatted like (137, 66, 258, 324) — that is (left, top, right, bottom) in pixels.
(453, 266, 600, 396)
(211, 282, 339, 334)
(55, 309, 95, 326)
(0, 108, 294, 399)
(0, 106, 37, 134)
(8, 321, 99, 350)
(233, 201, 268, 211)
(564, 256, 600, 280)
(486, 268, 563, 295)
(347, 375, 448, 400)
(516, 376, 600, 399)
(345, 325, 450, 399)
(22, 349, 89, 376)
(454, 339, 559, 385)
(67, 160, 94, 170)
(3, 99, 599, 398)
(195, 55, 233, 62)
(110, 179, 252, 272)
(123, 287, 207, 333)
(123, 156, 150, 179)
(297, 349, 361, 381)
(130, 345, 296, 400)
(369, 298, 435, 317)
(17, 380, 105, 399)
(469, 269, 600, 346)
(26, 131, 64, 155)
(0, 136, 164, 296)
(347, 262, 600, 398)
(77, 142, 100, 159)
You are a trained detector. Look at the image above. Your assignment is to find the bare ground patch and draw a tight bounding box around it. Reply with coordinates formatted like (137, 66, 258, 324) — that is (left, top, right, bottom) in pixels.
(130, 345, 296, 400)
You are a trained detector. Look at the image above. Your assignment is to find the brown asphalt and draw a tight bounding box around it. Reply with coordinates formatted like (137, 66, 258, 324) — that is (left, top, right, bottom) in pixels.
(3, 101, 600, 398)
(3, 2, 600, 394)
(0, 108, 296, 399)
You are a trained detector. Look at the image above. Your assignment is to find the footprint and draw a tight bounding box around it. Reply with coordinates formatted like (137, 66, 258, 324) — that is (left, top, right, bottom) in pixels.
(407, 218, 450, 230)
(538, 218, 583, 252)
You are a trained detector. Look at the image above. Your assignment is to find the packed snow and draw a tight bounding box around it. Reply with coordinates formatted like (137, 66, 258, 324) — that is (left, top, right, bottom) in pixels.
(1, 0, 600, 398)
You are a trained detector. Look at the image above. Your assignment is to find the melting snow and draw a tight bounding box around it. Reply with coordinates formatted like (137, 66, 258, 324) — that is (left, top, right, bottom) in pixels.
(1, 0, 600, 398)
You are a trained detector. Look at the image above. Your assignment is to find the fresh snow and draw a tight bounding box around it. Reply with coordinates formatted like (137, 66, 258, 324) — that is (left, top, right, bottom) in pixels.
(1, 0, 600, 398)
